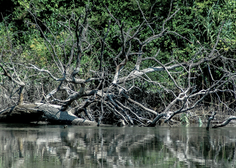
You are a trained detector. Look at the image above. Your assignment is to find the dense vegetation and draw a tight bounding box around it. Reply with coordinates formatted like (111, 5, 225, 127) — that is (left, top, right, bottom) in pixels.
(0, 0, 236, 126)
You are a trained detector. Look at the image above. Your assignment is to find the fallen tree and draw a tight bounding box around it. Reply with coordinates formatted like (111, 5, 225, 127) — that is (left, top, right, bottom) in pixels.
(1, 2, 236, 127)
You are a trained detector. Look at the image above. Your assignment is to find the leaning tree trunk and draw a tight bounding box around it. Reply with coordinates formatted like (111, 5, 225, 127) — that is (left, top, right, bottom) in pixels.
(0, 103, 97, 126)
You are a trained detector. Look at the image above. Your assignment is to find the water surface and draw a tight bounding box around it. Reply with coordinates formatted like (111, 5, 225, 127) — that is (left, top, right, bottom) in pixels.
(0, 123, 235, 168)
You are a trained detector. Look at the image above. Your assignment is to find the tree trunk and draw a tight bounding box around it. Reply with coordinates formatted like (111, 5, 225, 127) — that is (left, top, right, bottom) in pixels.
(0, 103, 98, 126)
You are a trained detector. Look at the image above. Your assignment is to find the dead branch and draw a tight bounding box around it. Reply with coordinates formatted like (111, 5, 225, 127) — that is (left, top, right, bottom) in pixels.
(212, 116, 236, 128)
(147, 113, 167, 127)
(1, 2, 235, 127)
(206, 111, 216, 130)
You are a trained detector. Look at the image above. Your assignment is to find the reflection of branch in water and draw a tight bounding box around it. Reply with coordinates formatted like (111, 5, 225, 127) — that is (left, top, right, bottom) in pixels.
(107, 134, 125, 155)
(17, 138, 24, 158)
(161, 129, 236, 168)
(228, 146, 236, 161)
(65, 128, 236, 167)
(127, 134, 155, 151)
(1, 127, 236, 168)
(160, 130, 216, 167)
(93, 132, 156, 167)
(114, 134, 133, 153)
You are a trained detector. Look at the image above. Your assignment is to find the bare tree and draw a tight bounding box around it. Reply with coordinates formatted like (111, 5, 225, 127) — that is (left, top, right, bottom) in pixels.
(1, 2, 236, 127)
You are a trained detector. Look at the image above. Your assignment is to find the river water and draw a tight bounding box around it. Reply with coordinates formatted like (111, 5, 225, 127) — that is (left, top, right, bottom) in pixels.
(0, 123, 235, 168)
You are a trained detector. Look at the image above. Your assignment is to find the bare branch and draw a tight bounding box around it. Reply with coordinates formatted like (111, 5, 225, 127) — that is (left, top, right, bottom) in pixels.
(212, 116, 236, 128)
(206, 111, 216, 130)
(121, 91, 157, 115)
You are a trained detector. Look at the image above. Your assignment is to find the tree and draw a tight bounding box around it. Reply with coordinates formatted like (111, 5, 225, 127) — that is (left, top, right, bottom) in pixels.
(0, 1, 236, 128)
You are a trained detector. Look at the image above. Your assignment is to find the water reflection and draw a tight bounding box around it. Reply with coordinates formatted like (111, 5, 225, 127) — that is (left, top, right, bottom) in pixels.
(0, 123, 235, 168)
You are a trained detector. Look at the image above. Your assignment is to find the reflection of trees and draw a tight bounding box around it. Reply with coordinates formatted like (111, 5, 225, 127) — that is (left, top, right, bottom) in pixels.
(160, 128, 236, 167)
(0, 126, 236, 167)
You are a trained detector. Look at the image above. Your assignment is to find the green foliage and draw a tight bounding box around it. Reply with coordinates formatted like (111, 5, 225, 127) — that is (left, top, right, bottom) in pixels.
(180, 113, 190, 126)
(0, 0, 236, 94)
(0, 21, 13, 51)
(198, 117, 203, 127)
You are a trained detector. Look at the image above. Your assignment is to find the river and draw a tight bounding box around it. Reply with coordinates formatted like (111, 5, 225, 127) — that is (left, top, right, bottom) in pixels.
(0, 123, 235, 168)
